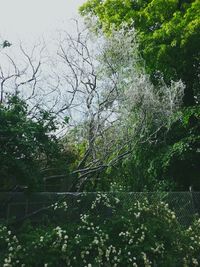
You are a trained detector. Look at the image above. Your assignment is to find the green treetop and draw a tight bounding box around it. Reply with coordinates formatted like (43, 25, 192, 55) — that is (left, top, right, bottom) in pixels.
(80, 0, 200, 106)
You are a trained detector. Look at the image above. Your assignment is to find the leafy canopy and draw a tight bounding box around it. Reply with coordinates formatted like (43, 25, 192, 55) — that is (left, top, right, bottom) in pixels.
(80, 0, 200, 106)
(0, 95, 61, 191)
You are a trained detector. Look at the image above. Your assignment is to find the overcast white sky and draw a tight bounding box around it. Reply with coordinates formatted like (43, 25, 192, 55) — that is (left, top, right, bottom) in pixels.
(0, 0, 91, 124)
(0, 0, 86, 43)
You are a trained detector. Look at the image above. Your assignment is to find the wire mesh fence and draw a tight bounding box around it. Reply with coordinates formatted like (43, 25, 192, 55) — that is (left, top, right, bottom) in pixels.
(0, 192, 200, 226)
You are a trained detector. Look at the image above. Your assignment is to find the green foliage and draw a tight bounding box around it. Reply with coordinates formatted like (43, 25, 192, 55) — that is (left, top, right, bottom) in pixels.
(128, 106, 200, 191)
(79, 0, 200, 191)
(0, 194, 200, 266)
(91, 106, 200, 192)
(151, 106, 200, 190)
(0, 95, 65, 191)
(80, 0, 200, 106)
(1, 40, 12, 48)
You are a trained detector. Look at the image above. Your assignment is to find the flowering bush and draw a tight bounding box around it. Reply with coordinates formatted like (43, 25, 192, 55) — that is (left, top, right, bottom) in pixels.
(0, 194, 200, 266)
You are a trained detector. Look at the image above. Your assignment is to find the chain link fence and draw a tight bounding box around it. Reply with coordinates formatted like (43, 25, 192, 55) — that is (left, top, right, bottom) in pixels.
(0, 192, 200, 226)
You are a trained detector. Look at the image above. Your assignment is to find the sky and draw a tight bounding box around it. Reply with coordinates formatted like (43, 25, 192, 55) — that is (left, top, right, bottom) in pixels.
(0, 0, 86, 43)
(0, 0, 89, 125)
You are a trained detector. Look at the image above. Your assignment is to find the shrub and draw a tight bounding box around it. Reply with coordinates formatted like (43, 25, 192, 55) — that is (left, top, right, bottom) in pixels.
(0, 194, 200, 266)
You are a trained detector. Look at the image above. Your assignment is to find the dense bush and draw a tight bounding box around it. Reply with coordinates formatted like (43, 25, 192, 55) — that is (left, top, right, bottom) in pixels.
(0, 95, 77, 191)
(0, 194, 200, 266)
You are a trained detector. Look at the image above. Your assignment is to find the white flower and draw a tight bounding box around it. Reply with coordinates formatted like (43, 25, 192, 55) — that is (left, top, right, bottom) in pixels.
(134, 212, 140, 218)
(62, 244, 67, 252)
(93, 238, 99, 245)
(192, 258, 198, 266)
(172, 214, 176, 219)
(12, 235, 17, 241)
(115, 198, 120, 204)
(129, 239, 133, 244)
